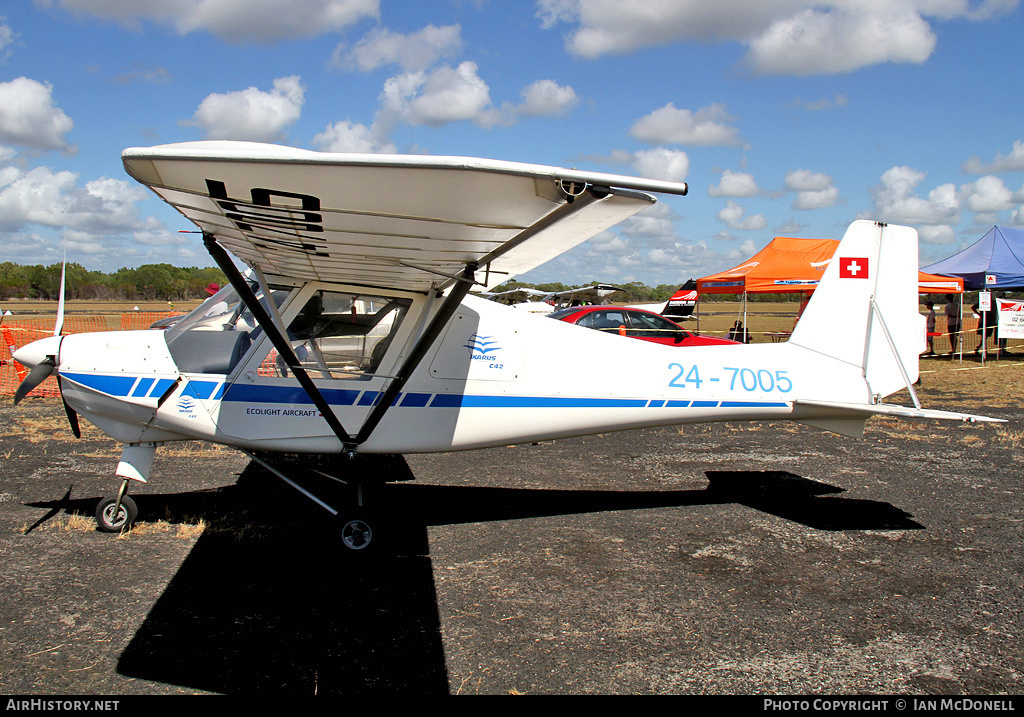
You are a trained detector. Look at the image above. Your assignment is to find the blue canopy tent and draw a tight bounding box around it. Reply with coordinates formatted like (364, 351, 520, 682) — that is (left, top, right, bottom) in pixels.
(921, 225, 1024, 289)
(921, 225, 1024, 360)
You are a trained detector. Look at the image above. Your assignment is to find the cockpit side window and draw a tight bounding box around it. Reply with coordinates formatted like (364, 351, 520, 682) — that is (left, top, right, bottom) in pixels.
(270, 290, 412, 380)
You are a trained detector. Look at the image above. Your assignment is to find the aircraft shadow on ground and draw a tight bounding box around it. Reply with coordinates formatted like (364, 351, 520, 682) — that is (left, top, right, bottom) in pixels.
(27, 460, 921, 694)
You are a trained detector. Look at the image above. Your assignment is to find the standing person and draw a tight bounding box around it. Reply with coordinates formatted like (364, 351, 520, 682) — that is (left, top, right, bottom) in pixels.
(944, 294, 961, 357)
(923, 300, 936, 357)
(971, 303, 982, 354)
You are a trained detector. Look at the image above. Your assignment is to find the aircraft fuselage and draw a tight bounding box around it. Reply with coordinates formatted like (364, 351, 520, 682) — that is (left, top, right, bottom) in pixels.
(48, 293, 869, 456)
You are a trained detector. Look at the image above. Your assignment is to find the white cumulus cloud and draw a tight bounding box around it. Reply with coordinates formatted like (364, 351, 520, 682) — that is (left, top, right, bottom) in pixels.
(632, 148, 690, 183)
(963, 140, 1024, 174)
(336, 24, 462, 72)
(630, 103, 742, 147)
(517, 80, 580, 117)
(718, 199, 767, 231)
(186, 76, 304, 141)
(860, 165, 960, 227)
(961, 175, 1022, 213)
(378, 62, 491, 128)
(709, 170, 760, 197)
(41, 0, 380, 43)
(537, 0, 1016, 75)
(0, 161, 154, 235)
(312, 120, 396, 153)
(0, 77, 74, 152)
(785, 169, 838, 209)
(746, 8, 936, 75)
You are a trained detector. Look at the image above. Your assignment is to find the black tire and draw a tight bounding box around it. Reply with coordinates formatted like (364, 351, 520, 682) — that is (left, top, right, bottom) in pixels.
(95, 495, 138, 533)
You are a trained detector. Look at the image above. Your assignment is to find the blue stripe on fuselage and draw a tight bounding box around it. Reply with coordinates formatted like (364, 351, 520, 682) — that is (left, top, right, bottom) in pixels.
(58, 373, 789, 411)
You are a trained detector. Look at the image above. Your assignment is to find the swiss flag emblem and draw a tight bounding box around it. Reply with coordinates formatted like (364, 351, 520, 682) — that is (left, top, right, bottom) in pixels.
(839, 257, 869, 279)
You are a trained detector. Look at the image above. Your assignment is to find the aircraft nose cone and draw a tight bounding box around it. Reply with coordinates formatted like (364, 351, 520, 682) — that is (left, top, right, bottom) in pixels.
(12, 335, 62, 370)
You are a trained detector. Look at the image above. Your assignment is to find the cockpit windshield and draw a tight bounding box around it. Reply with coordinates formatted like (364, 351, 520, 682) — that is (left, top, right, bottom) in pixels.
(164, 282, 294, 375)
(163, 282, 411, 380)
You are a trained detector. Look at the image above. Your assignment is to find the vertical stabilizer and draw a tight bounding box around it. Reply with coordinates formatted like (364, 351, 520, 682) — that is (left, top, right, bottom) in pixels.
(789, 221, 922, 402)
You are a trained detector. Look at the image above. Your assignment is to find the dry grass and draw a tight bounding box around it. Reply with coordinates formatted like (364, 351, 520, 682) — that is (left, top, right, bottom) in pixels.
(994, 425, 1024, 451)
(4, 405, 232, 459)
(917, 356, 1024, 404)
(688, 301, 802, 339)
(2, 413, 81, 443)
(59, 513, 95, 532)
(160, 441, 234, 457)
(29, 512, 209, 539)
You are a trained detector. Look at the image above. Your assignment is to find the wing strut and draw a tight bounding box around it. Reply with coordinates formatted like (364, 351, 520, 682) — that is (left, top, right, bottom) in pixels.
(203, 233, 356, 448)
(354, 263, 478, 446)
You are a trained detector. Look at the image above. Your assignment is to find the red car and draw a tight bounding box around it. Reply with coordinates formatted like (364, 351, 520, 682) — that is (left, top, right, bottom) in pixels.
(548, 306, 739, 347)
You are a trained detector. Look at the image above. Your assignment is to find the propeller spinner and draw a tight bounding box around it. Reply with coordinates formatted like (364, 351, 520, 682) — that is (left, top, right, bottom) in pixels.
(12, 336, 82, 438)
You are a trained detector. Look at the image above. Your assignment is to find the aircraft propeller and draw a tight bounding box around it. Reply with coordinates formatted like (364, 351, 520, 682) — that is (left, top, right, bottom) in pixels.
(11, 240, 81, 437)
(13, 354, 57, 405)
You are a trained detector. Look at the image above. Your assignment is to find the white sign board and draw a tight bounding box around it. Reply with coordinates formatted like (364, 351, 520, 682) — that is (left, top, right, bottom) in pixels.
(997, 299, 1024, 339)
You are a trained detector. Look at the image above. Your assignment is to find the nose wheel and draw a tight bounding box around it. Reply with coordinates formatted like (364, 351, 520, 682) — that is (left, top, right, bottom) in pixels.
(95, 492, 138, 533)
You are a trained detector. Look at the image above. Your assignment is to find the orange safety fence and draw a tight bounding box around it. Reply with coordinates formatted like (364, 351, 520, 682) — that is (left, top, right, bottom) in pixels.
(258, 350, 280, 377)
(0, 311, 278, 399)
(0, 313, 183, 400)
(924, 316, 1023, 357)
(119, 312, 184, 331)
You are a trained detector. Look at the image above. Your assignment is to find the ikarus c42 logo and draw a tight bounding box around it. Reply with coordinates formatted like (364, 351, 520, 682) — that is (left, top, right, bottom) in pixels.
(464, 334, 502, 366)
(176, 395, 197, 418)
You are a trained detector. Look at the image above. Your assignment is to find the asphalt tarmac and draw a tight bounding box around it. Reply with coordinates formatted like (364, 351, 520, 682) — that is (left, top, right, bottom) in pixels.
(0, 395, 1021, 695)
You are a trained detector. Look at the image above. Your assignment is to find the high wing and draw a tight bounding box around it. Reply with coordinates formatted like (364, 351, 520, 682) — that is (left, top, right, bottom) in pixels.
(546, 283, 625, 305)
(481, 287, 551, 304)
(121, 141, 688, 292)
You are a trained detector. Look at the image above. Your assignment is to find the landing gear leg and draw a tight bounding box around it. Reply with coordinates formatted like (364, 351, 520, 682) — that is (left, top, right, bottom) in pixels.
(243, 451, 381, 552)
(95, 442, 158, 533)
(96, 480, 138, 533)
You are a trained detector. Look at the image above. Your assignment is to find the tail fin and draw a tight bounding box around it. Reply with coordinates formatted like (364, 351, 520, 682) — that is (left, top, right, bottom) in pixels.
(662, 279, 697, 320)
(790, 220, 923, 402)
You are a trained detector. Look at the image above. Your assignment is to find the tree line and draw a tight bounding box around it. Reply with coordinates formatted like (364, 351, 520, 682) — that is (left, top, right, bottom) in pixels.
(489, 280, 807, 303)
(0, 262, 227, 301)
(1, 262, 823, 304)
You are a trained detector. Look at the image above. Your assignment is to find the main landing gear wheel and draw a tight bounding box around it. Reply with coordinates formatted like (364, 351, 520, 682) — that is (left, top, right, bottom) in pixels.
(341, 515, 374, 551)
(95, 495, 138, 533)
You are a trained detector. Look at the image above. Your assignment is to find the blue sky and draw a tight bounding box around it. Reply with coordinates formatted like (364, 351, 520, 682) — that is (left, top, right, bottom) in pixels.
(1, 1, 1023, 287)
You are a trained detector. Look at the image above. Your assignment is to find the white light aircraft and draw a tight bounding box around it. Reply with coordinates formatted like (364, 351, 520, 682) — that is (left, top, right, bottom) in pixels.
(481, 282, 624, 313)
(11, 142, 1000, 548)
(545, 283, 625, 308)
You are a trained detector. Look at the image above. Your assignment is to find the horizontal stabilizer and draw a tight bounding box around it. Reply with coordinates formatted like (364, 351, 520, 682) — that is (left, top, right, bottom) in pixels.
(796, 399, 1005, 424)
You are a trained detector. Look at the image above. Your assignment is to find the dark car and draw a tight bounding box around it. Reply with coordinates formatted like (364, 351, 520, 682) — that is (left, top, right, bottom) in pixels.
(548, 306, 739, 347)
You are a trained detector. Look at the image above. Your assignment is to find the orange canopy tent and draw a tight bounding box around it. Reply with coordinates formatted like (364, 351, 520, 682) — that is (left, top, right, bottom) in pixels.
(917, 271, 964, 294)
(697, 237, 837, 294)
(697, 237, 964, 295)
